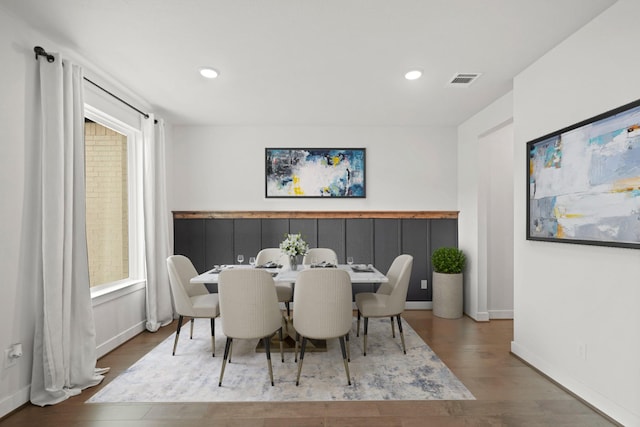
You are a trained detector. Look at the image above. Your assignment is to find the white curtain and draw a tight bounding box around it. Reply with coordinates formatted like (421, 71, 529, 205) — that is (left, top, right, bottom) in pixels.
(142, 116, 174, 331)
(29, 54, 104, 406)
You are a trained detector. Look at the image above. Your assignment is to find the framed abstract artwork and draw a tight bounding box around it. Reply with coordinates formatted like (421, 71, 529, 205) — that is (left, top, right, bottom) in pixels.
(265, 148, 366, 198)
(527, 98, 640, 248)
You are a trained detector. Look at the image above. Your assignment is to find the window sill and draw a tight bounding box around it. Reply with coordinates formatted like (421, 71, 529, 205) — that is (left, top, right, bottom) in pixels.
(91, 279, 146, 306)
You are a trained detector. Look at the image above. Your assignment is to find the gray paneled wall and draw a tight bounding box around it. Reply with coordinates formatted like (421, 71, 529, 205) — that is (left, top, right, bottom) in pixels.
(173, 216, 458, 302)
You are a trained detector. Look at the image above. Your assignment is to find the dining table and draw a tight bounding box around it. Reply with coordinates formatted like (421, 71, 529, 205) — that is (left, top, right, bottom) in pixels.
(190, 263, 389, 353)
(190, 263, 389, 285)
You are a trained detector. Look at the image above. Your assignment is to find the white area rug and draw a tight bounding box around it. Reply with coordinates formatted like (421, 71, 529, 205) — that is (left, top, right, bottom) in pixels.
(88, 318, 474, 403)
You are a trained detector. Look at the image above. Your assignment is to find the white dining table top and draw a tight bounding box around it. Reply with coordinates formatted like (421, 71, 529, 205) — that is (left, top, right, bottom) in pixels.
(190, 264, 388, 284)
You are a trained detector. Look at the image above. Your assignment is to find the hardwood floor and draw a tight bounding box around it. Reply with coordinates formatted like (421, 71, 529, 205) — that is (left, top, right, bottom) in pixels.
(1, 311, 617, 426)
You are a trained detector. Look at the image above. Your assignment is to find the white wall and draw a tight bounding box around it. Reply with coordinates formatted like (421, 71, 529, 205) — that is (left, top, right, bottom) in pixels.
(480, 123, 514, 319)
(169, 126, 458, 211)
(0, 8, 147, 418)
(511, 0, 640, 425)
(458, 93, 513, 321)
(0, 8, 35, 417)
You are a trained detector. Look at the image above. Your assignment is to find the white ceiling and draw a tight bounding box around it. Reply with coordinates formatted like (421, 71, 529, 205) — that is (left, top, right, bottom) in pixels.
(3, 0, 616, 127)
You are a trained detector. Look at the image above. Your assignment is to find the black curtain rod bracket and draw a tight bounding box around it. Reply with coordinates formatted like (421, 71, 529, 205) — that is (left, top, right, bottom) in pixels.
(34, 46, 55, 63)
(33, 45, 157, 124)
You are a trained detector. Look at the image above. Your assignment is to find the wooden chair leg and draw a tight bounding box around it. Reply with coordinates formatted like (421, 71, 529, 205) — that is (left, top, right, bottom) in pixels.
(172, 315, 184, 356)
(190, 318, 195, 339)
(356, 310, 361, 337)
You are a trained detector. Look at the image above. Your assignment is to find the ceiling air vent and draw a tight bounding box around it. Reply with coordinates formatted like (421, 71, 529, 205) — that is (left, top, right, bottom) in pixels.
(448, 73, 482, 87)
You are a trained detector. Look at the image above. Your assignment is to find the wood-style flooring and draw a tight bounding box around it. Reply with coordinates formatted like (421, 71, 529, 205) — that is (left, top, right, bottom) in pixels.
(0, 311, 617, 426)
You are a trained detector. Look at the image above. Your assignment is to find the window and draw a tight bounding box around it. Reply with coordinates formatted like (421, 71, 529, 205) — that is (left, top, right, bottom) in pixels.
(85, 105, 144, 293)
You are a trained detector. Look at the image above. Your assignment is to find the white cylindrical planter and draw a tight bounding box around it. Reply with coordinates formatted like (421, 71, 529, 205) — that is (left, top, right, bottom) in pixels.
(432, 272, 463, 319)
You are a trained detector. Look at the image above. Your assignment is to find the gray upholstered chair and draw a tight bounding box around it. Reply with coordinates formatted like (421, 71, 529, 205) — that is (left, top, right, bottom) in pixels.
(255, 248, 293, 319)
(293, 268, 353, 386)
(302, 248, 338, 265)
(166, 255, 220, 357)
(217, 269, 284, 387)
(355, 254, 413, 356)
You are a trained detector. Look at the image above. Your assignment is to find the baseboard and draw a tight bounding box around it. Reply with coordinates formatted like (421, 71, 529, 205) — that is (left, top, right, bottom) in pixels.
(405, 301, 432, 310)
(488, 309, 513, 319)
(0, 385, 29, 420)
(96, 321, 146, 359)
(511, 341, 633, 426)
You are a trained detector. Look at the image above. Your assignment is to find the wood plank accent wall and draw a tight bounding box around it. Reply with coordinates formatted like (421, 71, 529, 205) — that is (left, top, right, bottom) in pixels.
(173, 211, 459, 302)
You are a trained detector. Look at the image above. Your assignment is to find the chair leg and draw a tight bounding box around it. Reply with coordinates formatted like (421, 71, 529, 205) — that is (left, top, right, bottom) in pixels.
(210, 317, 215, 357)
(363, 317, 369, 356)
(218, 337, 233, 386)
(356, 310, 361, 337)
(339, 335, 351, 386)
(390, 316, 396, 338)
(264, 336, 274, 386)
(190, 318, 195, 339)
(285, 301, 291, 319)
(278, 327, 284, 363)
(295, 336, 307, 386)
(294, 332, 300, 362)
(172, 315, 184, 356)
(345, 332, 351, 362)
(396, 315, 406, 354)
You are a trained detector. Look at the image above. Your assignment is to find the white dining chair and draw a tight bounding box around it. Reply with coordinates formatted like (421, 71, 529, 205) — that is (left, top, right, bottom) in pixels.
(217, 269, 285, 387)
(302, 248, 338, 265)
(255, 248, 293, 319)
(293, 268, 353, 386)
(355, 254, 413, 356)
(166, 255, 220, 357)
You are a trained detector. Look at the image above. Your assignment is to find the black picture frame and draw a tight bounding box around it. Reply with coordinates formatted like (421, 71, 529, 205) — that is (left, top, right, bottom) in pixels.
(265, 148, 366, 198)
(527, 98, 640, 249)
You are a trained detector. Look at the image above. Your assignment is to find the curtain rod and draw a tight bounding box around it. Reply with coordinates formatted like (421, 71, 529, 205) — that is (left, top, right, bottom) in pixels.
(34, 46, 157, 124)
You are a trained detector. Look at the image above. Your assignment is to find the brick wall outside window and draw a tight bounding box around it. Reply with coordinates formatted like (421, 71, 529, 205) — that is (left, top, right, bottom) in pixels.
(85, 121, 129, 287)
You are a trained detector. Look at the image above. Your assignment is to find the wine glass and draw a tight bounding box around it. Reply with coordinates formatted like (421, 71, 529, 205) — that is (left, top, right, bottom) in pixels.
(237, 254, 244, 265)
(249, 256, 256, 267)
(347, 256, 354, 266)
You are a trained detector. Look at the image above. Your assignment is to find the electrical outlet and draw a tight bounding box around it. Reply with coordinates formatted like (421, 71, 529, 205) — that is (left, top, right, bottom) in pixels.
(4, 344, 23, 368)
(421, 279, 428, 289)
(4, 349, 17, 368)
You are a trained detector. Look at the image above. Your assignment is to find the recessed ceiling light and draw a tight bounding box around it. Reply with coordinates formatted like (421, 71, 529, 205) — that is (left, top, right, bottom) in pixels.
(199, 67, 219, 79)
(404, 69, 423, 80)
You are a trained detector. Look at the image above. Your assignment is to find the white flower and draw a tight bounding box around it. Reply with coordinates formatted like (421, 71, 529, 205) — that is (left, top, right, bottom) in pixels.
(279, 233, 309, 257)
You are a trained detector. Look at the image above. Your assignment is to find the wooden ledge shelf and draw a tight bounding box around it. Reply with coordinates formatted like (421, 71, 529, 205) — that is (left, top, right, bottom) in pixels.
(172, 211, 459, 220)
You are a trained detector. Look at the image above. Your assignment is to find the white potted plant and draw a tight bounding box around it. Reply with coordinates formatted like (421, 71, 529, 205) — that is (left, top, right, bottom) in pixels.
(431, 247, 466, 319)
(279, 233, 309, 270)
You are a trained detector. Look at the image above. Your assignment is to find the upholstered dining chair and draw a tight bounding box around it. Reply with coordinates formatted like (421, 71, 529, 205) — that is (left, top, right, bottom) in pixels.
(217, 269, 285, 387)
(355, 254, 413, 356)
(293, 268, 353, 386)
(166, 255, 220, 357)
(302, 247, 338, 265)
(255, 248, 293, 319)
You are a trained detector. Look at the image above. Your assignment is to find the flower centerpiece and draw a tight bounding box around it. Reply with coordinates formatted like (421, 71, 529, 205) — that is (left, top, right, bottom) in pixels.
(279, 233, 309, 270)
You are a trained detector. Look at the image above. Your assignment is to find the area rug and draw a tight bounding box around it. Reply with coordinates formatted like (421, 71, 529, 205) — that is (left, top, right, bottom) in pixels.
(87, 317, 474, 403)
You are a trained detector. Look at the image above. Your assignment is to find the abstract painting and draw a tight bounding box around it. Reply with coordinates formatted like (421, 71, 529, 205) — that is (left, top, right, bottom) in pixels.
(266, 148, 365, 198)
(527, 99, 640, 248)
